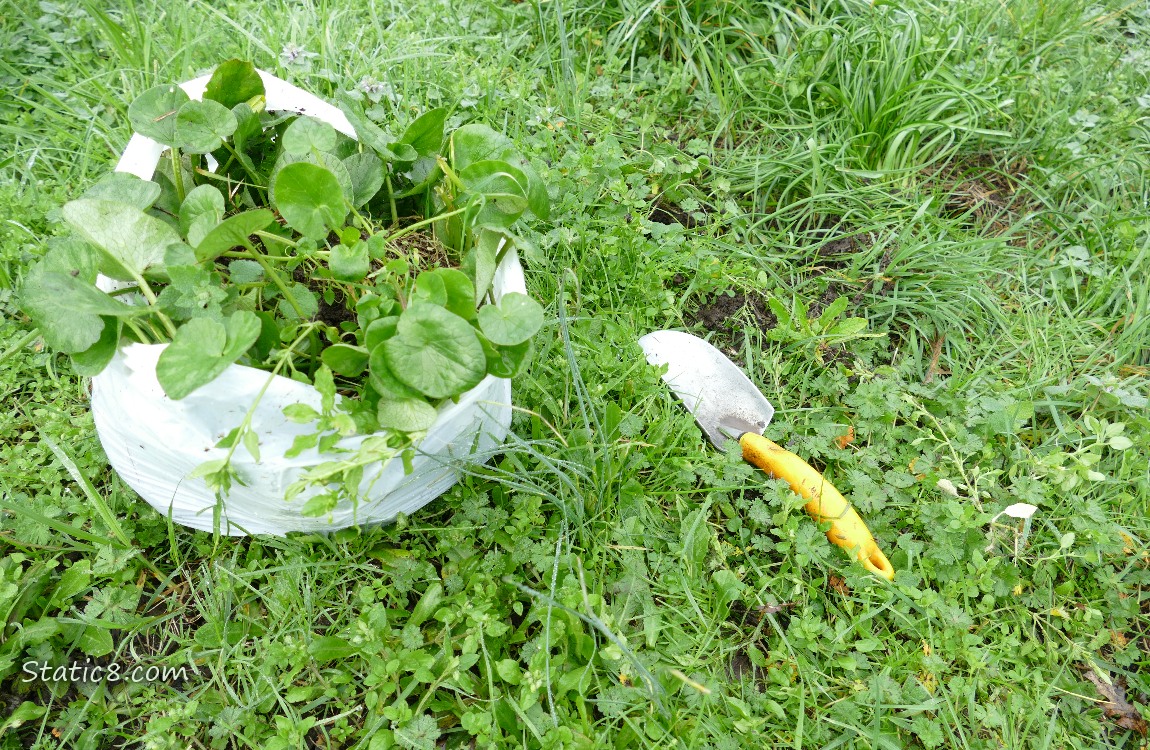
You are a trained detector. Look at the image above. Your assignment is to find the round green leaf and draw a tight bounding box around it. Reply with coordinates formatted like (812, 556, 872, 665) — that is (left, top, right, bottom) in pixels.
(400, 107, 447, 156)
(273, 162, 349, 240)
(282, 116, 338, 156)
(128, 84, 190, 146)
(156, 312, 261, 400)
(459, 159, 529, 219)
(383, 302, 486, 398)
(367, 342, 421, 400)
(174, 99, 237, 153)
(179, 184, 226, 239)
(477, 292, 543, 346)
(481, 337, 533, 379)
(415, 268, 475, 320)
(328, 243, 370, 282)
(377, 398, 439, 432)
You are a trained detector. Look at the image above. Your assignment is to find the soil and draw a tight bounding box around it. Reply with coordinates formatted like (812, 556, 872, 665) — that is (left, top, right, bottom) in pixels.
(683, 290, 777, 358)
(649, 198, 702, 228)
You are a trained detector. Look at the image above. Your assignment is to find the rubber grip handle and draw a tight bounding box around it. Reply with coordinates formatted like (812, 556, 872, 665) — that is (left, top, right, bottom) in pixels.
(740, 432, 895, 580)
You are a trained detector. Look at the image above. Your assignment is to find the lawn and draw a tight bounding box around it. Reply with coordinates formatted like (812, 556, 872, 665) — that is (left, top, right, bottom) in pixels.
(1, 0, 1148, 746)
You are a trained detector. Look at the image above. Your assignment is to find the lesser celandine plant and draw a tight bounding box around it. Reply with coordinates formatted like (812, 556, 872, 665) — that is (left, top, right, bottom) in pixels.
(19, 60, 549, 515)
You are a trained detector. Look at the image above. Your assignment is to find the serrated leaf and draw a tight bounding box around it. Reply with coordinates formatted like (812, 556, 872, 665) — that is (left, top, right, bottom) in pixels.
(128, 84, 189, 146)
(300, 492, 339, 517)
(308, 635, 355, 661)
(383, 303, 485, 399)
(817, 295, 849, 329)
(477, 292, 543, 346)
(204, 59, 265, 108)
(283, 403, 321, 423)
(273, 162, 348, 240)
(227, 259, 264, 284)
(155, 312, 261, 399)
(62, 198, 183, 280)
(277, 283, 319, 321)
(50, 560, 91, 608)
(76, 625, 114, 657)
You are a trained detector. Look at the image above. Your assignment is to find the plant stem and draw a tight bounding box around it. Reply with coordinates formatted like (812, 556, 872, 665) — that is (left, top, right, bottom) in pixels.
(130, 272, 178, 339)
(385, 171, 398, 227)
(170, 148, 185, 204)
(0, 329, 40, 365)
(252, 231, 298, 249)
(124, 319, 154, 344)
(242, 243, 309, 320)
(217, 323, 317, 468)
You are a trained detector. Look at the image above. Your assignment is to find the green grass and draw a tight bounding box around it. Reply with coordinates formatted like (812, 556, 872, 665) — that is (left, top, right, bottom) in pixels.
(2, 0, 1149, 746)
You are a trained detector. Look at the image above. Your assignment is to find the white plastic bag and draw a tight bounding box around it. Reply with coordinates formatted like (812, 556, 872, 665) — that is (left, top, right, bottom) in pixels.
(92, 70, 522, 535)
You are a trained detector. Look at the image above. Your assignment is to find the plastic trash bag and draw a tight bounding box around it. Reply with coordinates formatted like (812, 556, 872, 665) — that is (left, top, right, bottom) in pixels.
(92, 70, 521, 535)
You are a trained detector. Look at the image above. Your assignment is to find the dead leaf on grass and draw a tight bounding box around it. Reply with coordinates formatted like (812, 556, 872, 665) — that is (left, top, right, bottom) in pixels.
(1082, 665, 1149, 736)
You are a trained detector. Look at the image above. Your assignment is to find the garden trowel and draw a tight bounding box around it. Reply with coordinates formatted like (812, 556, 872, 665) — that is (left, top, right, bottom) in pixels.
(639, 330, 894, 580)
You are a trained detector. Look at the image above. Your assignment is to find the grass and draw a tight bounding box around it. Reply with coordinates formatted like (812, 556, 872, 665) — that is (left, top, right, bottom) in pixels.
(1, 0, 1149, 746)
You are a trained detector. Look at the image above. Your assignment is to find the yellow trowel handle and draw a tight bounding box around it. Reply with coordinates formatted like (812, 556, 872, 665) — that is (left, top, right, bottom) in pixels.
(740, 432, 895, 580)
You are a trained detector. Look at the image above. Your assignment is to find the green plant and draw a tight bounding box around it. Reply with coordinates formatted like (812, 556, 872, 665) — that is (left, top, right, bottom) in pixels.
(17, 59, 548, 505)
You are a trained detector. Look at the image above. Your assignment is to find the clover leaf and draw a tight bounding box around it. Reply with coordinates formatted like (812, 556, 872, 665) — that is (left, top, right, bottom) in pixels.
(155, 311, 262, 400)
(273, 163, 348, 240)
(477, 292, 543, 346)
(383, 302, 486, 398)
